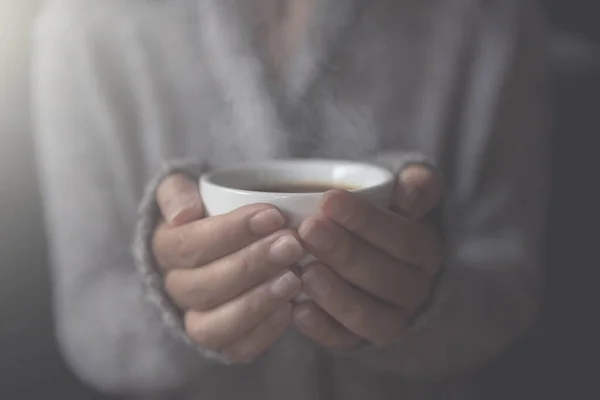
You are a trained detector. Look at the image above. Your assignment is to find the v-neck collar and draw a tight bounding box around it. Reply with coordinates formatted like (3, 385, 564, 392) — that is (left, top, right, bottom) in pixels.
(196, 0, 358, 161)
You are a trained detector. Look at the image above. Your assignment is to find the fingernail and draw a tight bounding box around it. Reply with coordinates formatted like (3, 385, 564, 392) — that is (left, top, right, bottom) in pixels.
(295, 307, 315, 328)
(250, 209, 285, 235)
(397, 167, 436, 217)
(304, 268, 331, 297)
(270, 271, 301, 297)
(298, 220, 333, 251)
(269, 235, 304, 264)
(167, 192, 198, 223)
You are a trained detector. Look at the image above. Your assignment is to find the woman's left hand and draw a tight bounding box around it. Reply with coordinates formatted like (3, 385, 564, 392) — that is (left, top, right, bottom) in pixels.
(294, 165, 444, 349)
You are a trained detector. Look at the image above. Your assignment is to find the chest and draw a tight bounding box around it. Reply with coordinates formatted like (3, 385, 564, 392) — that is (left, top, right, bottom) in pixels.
(125, 0, 471, 170)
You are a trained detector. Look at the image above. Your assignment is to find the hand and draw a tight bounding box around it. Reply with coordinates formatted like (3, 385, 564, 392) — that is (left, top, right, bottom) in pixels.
(152, 174, 305, 363)
(293, 165, 444, 349)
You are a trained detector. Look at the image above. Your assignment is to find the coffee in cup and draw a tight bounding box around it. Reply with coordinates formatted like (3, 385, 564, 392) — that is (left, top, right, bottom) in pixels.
(249, 182, 359, 194)
(200, 159, 394, 226)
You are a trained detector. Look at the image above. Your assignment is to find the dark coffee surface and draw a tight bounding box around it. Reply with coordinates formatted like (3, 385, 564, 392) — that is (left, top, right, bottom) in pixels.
(253, 182, 358, 193)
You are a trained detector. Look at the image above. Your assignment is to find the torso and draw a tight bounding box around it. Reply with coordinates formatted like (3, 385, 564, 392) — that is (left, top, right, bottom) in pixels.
(106, 0, 478, 185)
(252, 0, 318, 80)
(73, 0, 482, 398)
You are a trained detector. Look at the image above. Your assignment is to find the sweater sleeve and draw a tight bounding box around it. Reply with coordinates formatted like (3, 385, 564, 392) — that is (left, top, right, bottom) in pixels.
(351, 1, 549, 379)
(31, 4, 226, 397)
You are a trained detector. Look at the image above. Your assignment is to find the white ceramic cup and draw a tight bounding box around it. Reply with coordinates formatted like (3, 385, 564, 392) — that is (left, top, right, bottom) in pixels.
(199, 159, 395, 301)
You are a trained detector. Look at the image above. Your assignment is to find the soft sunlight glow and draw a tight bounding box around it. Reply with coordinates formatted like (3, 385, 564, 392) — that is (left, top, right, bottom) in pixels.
(0, 1, 40, 157)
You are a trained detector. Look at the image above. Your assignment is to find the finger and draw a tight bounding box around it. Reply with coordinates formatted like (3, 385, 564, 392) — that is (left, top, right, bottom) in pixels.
(394, 165, 443, 219)
(224, 303, 292, 364)
(153, 203, 285, 272)
(156, 174, 205, 226)
(319, 190, 443, 271)
(166, 231, 304, 311)
(184, 270, 301, 350)
(301, 263, 407, 346)
(293, 302, 363, 350)
(298, 217, 430, 309)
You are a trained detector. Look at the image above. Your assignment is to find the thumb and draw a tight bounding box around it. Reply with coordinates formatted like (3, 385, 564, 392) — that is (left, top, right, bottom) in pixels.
(393, 165, 443, 219)
(156, 173, 204, 226)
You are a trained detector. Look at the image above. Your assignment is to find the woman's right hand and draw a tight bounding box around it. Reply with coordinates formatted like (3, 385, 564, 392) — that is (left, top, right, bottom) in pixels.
(152, 174, 305, 364)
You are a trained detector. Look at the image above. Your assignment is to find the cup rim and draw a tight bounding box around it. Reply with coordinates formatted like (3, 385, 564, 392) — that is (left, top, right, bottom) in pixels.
(199, 158, 395, 196)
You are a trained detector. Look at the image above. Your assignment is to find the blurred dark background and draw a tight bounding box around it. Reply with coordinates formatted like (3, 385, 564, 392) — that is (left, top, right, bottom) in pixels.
(0, 1, 596, 398)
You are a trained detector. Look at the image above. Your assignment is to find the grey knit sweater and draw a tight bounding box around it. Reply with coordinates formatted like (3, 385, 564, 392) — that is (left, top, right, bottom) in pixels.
(32, 0, 548, 399)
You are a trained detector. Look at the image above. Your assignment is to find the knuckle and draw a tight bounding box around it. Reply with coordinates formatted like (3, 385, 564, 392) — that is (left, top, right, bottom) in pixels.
(222, 206, 271, 243)
(233, 204, 269, 231)
(225, 339, 262, 364)
(324, 337, 346, 350)
(184, 313, 216, 348)
(310, 323, 343, 348)
(320, 334, 344, 350)
(167, 272, 218, 311)
(375, 322, 404, 347)
(405, 270, 432, 311)
(220, 219, 244, 244)
(268, 303, 293, 329)
(189, 287, 217, 312)
(224, 346, 257, 365)
(236, 242, 267, 276)
(173, 227, 196, 267)
(338, 300, 368, 332)
(335, 235, 356, 267)
(345, 202, 369, 231)
(232, 248, 252, 276)
(152, 226, 170, 269)
(230, 242, 265, 280)
(246, 289, 269, 316)
(248, 230, 296, 269)
(253, 281, 288, 314)
(270, 307, 291, 327)
(164, 272, 183, 302)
